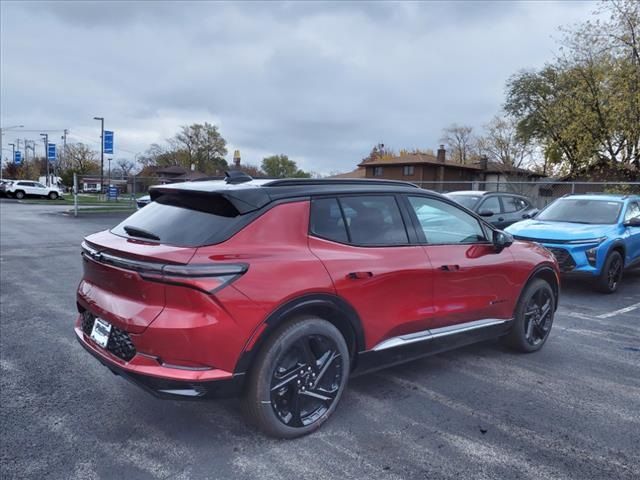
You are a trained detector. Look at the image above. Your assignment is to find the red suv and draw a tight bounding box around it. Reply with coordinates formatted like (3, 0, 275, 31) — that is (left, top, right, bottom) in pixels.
(75, 175, 560, 438)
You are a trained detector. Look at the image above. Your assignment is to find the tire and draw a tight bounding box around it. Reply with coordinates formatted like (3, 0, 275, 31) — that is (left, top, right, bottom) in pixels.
(595, 250, 623, 294)
(503, 278, 555, 353)
(243, 317, 350, 438)
(14, 190, 25, 200)
(48, 191, 58, 200)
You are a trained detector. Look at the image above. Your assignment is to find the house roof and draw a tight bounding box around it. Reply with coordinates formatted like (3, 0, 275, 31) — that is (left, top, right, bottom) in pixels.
(484, 162, 546, 177)
(155, 165, 189, 175)
(172, 170, 209, 181)
(329, 167, 366, 179)
(358, 153, 481, 170)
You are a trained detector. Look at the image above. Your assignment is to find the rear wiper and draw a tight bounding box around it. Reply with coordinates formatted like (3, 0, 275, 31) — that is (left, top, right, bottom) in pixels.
(123, 225, 160, 241)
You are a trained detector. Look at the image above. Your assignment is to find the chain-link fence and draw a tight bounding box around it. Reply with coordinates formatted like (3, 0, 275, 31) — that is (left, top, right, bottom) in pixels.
(66, 175, 640, 214)
(412, 180, 640, 208)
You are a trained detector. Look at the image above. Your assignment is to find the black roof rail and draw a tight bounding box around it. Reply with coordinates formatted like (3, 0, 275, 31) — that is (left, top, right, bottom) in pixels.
(263, 178, 420, 188)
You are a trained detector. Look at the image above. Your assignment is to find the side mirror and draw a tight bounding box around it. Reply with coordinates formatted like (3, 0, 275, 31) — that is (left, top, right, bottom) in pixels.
(479, 210, 494, 217)
(493, 230, 514, 252)
(624, 217, 640, 227)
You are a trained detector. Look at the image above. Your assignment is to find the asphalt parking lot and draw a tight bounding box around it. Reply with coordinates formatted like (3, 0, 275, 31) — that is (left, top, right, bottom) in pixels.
(1, 200, 639, 480)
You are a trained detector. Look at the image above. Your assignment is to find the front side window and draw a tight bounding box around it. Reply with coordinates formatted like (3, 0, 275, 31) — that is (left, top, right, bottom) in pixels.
(503, 196, 527, 213)
(339, 195, 408, 245)
(309, 198, 348, 243)
(478, 196, 502, 214)
(408, 196, 487, 244)
(624, 201, 640, 222)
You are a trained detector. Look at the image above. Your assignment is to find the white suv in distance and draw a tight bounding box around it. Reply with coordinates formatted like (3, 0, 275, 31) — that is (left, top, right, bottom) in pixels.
(6, 180, 64, 200)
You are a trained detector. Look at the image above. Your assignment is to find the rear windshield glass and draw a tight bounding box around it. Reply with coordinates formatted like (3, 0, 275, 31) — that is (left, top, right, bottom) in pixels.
(537, 199, 622, 224)
(111, 192, 243, 247)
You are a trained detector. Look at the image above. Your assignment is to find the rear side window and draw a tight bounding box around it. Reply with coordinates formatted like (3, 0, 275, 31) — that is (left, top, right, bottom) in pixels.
(339, 195, 408, 245)
(111, 192, 244, 247)
(310, 198, 348, 243)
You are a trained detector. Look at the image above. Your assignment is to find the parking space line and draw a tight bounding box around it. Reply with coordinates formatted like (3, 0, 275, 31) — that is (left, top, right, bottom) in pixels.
(566, 311, 598, 321)
(597, 302, 640, 319)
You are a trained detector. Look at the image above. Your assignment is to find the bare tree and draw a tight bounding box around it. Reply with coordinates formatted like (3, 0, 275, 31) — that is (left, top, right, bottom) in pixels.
(440, 124, 475, 164)
(61, 143, 99, 173)
(116, 158, 136, 178)
(477, 116, 535, 169)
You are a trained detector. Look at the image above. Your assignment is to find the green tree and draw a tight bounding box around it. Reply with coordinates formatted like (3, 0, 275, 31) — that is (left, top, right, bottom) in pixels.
(171, 122, 228, 174)
(261, 155, 311, 178)
(505, 0, 640, 178)
(139, 123, 228, 175)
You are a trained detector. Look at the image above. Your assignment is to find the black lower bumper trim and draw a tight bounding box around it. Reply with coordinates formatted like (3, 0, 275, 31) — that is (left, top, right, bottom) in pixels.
(76, 334, 245, 400)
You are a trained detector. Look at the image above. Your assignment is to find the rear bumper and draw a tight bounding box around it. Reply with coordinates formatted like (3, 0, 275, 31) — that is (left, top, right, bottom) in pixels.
(75, 325, 245, 399)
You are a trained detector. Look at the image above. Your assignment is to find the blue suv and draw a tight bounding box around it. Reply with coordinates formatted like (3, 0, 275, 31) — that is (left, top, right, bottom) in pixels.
(506, 194, 640, 293)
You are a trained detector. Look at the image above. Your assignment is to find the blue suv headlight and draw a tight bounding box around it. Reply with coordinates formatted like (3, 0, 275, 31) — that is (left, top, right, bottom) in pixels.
(586, 247, 598, 266)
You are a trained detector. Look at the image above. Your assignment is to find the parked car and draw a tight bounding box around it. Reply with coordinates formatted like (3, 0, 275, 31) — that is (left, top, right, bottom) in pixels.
(75, 177, 560, 438)
(507, 194, 640, 293)
(0, 179, 17, 197)
(135, 194, 151, 209)
(5, 180, 64, 200)
(445, 191, 539, 229)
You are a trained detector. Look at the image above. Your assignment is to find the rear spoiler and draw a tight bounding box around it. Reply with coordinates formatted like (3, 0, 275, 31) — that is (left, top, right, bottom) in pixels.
(149, 186, 272, 215)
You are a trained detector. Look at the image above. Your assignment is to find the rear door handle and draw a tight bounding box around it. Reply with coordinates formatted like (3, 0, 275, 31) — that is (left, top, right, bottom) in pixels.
(440, 265, 460, 272)
(498, 217, 504, 222)
(347, 271, 373, 279)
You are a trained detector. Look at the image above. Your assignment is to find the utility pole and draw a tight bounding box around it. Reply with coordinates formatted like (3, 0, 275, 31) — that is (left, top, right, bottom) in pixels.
(0, 124, 24, 180)
(62, 129, 68, 165)
(94, 117, 104, 193)
(40, 133, 49, 186)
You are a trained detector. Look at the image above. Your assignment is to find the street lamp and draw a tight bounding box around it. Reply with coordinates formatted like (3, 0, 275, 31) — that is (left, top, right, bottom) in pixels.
(94, 116, 104, 193)
(0, 124, 24, 180)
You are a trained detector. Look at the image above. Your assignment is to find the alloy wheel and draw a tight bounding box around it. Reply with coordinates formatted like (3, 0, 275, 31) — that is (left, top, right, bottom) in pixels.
(270, 334, 343, 427)
(524, 288, 553, 346)
(607, 256, 622, 291)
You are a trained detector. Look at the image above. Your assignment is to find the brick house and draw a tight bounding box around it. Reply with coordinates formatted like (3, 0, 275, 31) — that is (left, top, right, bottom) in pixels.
(350, 145, 544, 191)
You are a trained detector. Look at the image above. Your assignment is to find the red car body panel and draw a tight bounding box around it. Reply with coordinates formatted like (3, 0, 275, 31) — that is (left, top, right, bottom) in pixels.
(75, 185, 560, 400)
(308, 236, 435, 349)
(423, 244, 520, 328)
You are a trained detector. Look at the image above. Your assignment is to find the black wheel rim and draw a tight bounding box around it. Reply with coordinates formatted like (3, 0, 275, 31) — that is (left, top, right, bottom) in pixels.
(524, 288, 553, 346)
(607, 257, 622, 290)
(270, 334, 343, 428)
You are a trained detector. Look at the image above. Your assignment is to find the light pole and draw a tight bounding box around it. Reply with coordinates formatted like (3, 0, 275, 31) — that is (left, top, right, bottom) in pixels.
(0, 124, 24, 180)
(40, 133, 49, 185)
(108, 157, 112, 187)
(94, 117, 104, 193)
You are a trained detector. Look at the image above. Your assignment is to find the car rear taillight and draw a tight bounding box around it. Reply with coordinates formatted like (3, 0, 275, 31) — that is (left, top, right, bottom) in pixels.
(81, 241, 247, 294)
(142, 263, 248, 294)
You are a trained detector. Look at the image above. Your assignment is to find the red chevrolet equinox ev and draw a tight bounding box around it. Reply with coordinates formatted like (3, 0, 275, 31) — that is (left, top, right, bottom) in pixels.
(75, 175, 560, 438)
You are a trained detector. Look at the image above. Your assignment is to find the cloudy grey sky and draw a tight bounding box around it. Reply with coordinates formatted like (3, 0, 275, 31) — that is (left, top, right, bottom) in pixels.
(1, 0, 597, 174)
